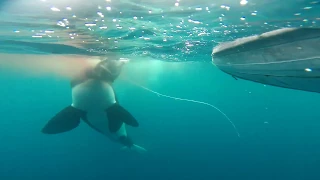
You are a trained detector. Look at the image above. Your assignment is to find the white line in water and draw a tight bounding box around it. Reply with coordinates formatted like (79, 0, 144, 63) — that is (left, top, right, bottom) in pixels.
(124, 78, 241, 138)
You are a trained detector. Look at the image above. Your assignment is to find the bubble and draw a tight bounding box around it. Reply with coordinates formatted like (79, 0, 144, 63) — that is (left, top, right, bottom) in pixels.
(45, 30, 54, 33)
(85, 23, 96, 27)
(303, 6, 312, 9)
(240, 0, 248, 5)
(50, 7, 60, 11)
(97, 12, 104, 17)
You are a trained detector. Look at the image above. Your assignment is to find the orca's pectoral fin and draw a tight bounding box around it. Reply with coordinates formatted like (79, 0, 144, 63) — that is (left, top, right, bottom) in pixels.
(42, 105, 85, 134)
(106, 103, 139, 132)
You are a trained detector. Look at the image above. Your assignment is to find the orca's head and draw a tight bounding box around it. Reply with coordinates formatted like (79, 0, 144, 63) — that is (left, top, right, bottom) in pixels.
(94, 58, 129, 82)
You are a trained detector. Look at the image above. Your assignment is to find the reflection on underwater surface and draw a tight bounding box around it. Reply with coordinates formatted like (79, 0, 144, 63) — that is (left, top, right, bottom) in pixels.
(0, 0, 320, 180)
(1, 0, 319, 61)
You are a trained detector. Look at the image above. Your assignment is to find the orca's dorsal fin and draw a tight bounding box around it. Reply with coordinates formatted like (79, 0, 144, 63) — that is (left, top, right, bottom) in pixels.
(42, 106, 86, 134)
(106, 103, 139, 133)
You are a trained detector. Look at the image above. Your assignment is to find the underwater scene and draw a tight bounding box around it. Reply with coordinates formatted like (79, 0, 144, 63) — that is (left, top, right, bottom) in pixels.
(0, 0, 320, 180)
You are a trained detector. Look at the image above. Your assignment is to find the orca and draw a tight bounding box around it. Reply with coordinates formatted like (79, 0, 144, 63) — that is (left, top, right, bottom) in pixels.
(42, 58, 147, 153)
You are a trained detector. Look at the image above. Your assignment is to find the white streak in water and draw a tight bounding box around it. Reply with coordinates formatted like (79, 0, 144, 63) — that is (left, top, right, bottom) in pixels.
(124, 78, 241, 138)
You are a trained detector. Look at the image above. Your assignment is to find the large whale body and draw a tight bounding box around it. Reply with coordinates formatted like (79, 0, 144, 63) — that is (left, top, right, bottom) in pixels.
(211, 28, 320, 93)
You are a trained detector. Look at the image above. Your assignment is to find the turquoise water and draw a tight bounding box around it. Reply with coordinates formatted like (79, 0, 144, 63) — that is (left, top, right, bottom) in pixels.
(1, 0, 320, 179)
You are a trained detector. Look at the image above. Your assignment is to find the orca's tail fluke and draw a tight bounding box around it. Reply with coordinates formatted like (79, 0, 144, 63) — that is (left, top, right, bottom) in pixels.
(131, 144, 147, 153)
(118, 136, 147, 153)
(121, 144, 147, 154)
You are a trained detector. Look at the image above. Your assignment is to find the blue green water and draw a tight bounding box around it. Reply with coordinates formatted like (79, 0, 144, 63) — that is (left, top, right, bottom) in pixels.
(1, 0, 320, 180)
